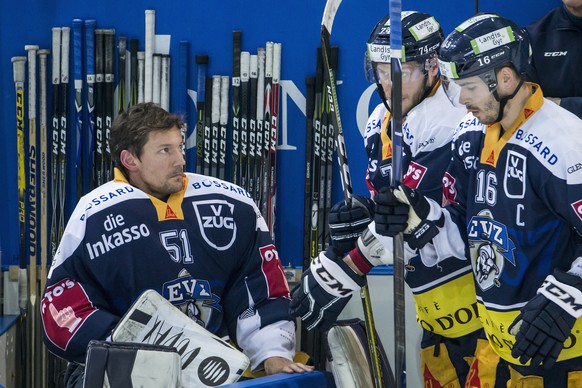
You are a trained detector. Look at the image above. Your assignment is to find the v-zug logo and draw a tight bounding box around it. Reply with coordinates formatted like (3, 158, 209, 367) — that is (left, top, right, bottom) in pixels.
(504, 150, 526, 199)
(193, 200, 237, 251)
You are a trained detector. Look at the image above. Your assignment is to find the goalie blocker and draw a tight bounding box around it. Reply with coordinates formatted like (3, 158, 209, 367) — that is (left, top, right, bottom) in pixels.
(111, 289, 250, 387)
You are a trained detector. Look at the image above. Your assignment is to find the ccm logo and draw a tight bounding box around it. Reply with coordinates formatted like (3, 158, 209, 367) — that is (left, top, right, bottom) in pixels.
(544, 51, 567, 57)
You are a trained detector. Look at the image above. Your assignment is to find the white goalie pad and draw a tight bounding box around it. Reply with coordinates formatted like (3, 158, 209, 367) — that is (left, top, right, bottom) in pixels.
(325, 319, 394, 388)
(112, 289, 250, 387)
(84, 340, 181, 388)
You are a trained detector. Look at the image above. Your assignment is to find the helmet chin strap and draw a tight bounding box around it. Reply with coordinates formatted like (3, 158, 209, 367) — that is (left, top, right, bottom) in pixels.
(376, 82, 392, 113)
(492, 77, 525, 123)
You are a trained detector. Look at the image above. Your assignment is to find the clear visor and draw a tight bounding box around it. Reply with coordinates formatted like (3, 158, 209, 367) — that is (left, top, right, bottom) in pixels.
(440, 69, 498, 108)
(369, 62, 426, 85)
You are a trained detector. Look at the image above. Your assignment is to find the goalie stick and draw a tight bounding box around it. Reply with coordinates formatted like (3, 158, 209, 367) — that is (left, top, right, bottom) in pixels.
(320, 1, 384, 386)
(389, 1, 406, 387)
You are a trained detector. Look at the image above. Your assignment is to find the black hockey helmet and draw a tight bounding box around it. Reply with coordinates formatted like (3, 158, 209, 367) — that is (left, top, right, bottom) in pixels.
(438, 13, 530, 84)
(438, 13, 531, 115)
(365, 11, 444, 82)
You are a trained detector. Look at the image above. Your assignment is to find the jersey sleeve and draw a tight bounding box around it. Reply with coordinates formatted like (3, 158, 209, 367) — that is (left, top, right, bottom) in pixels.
(40, 200, 121, 363)
(222, 203, 295, 370)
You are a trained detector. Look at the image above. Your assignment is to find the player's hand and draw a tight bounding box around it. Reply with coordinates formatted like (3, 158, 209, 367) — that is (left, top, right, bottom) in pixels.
(509, 270, 582, 369)
(289, 247, 365, 332)
(328, 195, 374, 253)
(264, 356, 314, 375)
(374, 185, 441, 249)
(347, 227, 392, 274)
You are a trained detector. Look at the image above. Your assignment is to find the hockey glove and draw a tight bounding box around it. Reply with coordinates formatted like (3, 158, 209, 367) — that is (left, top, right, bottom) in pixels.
(509, 270, 582, 369)
(328, 195, 374, 252)
(374, 185, 442, 250)
(289, 247, 366, 332)
(347, 227, 392, 275)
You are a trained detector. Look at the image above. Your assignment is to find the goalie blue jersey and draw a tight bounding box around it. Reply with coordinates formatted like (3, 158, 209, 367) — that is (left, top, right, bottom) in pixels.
(435, 84, 582, 363)
(40, 169, 295, 369)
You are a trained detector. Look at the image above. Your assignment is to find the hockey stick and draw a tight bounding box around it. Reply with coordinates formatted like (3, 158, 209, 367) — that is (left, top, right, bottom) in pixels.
(318, 48, 328, 255)
(50, 27, 61, 261)
(59, 27, 70, 242)
(38, 48, 50, 388)
(248, 54, 258, 199)
(211, 75, 221, 178)
(73, 20, 84, 201)
(118, 36, 127, 113)
(267, 43, 281, 240)
(130, 39, 139, 107)
(219, 75, 229, 181)
(240, 51, 250, 190)
(152, 54, 162, 105)
(161, 54, 170, 111)
(231, 31, 242, 185)
(261, 42, 273, 220)
(389, 1, 406, 387)
(324, 47, 339, 248)
(301, 75, 316, 356)
(144, 9, 155, 102)
(320, 1, 384, 386)
(95, 29, 105, 187)
(255, 48, 266, 204)
(203, 77, 212, 177)
(137, 51, 145, 104)
(85, 20, 96, 191)
(178, 42, 189, 166)
(104, 29, 115, 182)
(195, 54, 208, 174)
(26, 43, 39, 388)
(12, 54, 28, 388)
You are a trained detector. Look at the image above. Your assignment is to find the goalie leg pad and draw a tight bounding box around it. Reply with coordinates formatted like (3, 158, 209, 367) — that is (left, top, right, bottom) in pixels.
(323, 318, 394, 388)
(84, 340, 181, 388)
(111, 289, 250, 387)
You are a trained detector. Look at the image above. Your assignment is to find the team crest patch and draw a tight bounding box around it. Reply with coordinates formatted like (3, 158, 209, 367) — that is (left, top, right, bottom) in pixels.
(572, 199, 582, 221)
(192, 200, 237, 251)
(467, 209, 516, 291)
(504, 150, 526, 199)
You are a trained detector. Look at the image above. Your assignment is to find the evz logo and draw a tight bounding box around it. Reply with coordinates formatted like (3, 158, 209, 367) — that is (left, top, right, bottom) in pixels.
(504, 150, 526, 199)
(467, 209, 516, 291)
(193, 200, 237, 250)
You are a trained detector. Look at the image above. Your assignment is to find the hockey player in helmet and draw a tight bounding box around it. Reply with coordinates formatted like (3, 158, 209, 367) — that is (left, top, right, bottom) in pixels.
(291, 11, 508, 387)
(370, 13, 582, 386)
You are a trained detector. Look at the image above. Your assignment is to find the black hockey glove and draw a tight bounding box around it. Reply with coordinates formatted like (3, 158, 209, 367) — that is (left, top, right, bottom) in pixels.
(328, 195, 374, 253)
(509, 270, 582, 369)
(374, 185, 441, 250)
(289, 246, 366, 332)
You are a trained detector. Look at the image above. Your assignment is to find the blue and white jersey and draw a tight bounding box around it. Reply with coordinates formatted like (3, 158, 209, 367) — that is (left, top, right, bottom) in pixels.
(363, 83, 480, 338)
(434, 84, 582, 363)
(41, 169, 294, 369)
